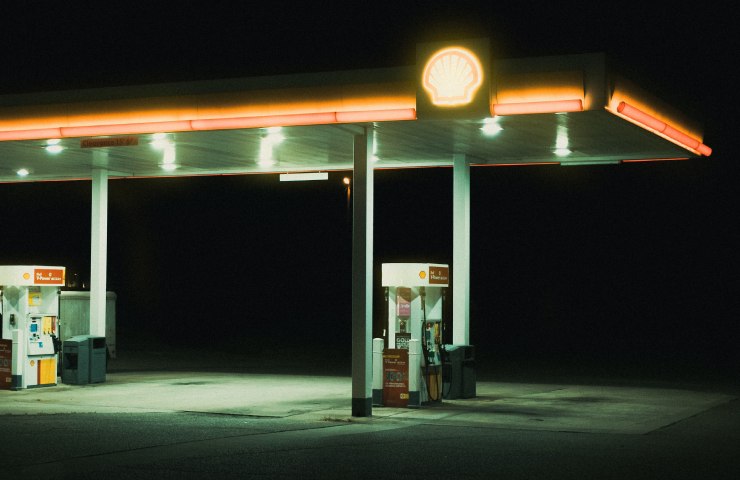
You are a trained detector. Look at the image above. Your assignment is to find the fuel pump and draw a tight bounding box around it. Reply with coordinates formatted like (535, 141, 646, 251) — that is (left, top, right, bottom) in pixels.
(375, 263, 449, 408)
(0, 266, 65, 390)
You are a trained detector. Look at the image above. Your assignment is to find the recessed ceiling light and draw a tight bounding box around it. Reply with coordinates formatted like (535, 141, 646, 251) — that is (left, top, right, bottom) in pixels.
(481, 118, 503, 136)
(151, 133, 172, 150)
(45, 145, 64, 154)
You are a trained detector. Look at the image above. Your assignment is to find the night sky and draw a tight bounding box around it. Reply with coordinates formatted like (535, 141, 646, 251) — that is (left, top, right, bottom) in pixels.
(1, 2, 736, 379)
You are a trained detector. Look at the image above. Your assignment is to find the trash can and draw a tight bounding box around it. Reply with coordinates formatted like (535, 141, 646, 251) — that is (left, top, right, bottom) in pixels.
(61, 335, 106, 385)
(461, 345, 476, 398)
(89, 337, 107, 383)
(62, 335, 90, 385)
(442, 345, 463, 399)
(442, 344, 476, 399)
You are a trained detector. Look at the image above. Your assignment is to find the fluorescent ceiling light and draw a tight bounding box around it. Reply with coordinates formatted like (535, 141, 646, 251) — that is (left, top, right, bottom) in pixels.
(45, 144, 64, 154)
(554, 124, 570, 156)
(162, 145, 176, 164)
(279, 172, 329, 182)
(480, 118, 503, 136)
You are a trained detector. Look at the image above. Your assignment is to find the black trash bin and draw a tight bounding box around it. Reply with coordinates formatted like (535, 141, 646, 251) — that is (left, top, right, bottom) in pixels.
(62, 335, 90, 385)
(62, 335, 106, 385)
(442, 345, 463, 399)
(461, 345, 476, 398)
(442, 344, 476, 399)
(89, 337, 107, 383)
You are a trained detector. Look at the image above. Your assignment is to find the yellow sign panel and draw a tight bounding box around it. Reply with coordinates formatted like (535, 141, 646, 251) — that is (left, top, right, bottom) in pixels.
(28, 286, 42, 306)
(416, 38, 491, 120)
(422, 47, 483, 107)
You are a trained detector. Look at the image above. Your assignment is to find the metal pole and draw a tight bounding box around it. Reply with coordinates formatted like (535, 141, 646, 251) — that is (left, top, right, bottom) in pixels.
(452, 153, 470, 345)
(351, 130, 374, 417)
(90, 161, 108, 339)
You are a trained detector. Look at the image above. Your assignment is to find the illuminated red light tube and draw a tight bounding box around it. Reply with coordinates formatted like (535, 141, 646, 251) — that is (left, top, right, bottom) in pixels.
(336, 108, 417, 123)
(616, 102, 712, 156)
(0, 127, 63, 141)
(61, 121, 193, 137)
(491, 99, 583, 116)
(0, 108, 419, 142)
(190, 112, 338, 130)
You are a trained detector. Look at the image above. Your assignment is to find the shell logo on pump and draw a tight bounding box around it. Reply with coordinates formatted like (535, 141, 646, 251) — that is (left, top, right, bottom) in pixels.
(419, 270, 427, 280)
(422, 47, 483, 106)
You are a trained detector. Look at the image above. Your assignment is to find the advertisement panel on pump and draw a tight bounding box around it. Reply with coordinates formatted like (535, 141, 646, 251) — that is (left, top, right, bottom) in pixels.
(382, 349, 409, 408)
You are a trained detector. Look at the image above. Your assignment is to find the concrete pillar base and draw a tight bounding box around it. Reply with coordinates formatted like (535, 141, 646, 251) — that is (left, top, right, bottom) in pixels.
(408, 391, 421, 408)
(352, 397, 372, 417)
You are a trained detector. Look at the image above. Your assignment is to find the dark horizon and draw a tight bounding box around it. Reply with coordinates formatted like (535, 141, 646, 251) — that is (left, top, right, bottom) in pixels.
(2, 160, 736, 382)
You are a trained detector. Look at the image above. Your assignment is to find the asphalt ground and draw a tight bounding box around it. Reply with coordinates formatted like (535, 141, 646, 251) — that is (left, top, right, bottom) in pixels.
(1, 347, 738, 479)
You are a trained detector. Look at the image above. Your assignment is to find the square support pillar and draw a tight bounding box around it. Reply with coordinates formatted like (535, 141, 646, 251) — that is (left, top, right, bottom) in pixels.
(453, 153, 470, 345)
(351, 130, 374, 417)
(90, 163, 108, 338)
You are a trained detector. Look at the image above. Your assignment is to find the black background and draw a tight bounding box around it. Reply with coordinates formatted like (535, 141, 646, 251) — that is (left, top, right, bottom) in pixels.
(0, 2, 736, 379)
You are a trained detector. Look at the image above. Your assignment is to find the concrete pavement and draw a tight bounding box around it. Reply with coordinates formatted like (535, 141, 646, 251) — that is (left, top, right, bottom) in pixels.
(1, 349, 738, 478)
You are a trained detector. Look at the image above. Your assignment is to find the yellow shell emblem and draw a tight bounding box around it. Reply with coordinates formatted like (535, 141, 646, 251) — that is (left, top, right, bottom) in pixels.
(422, 47, 483, 106)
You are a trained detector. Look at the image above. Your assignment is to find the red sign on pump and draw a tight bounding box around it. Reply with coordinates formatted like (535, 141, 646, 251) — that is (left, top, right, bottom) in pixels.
(0, 340, 12, 390)
(34, 269, 65, 285)
(383, 349, 409, 407)
(429, 266, 449, 285)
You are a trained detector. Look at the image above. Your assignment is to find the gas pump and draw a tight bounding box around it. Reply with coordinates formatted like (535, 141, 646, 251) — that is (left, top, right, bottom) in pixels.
(0, 266, 65, 390)
(374, 263, 449, 408)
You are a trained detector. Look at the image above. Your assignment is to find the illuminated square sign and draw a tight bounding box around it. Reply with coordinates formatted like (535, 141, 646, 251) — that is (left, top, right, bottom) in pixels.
(416, 38, 491, 120)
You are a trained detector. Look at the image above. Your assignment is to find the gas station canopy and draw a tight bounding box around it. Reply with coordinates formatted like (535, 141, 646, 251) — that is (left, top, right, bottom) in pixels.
(0, 39, 713, 417)
(0, 41, 710, 183)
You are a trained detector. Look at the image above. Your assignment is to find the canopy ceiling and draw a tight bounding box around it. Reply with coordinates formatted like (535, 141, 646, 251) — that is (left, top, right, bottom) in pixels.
(0, 50, 709, 182)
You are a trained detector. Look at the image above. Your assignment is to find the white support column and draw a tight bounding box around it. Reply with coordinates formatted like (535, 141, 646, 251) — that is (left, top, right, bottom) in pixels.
(90, 161, 109, 338)
(351, 130, 373, 417)
(452, 153, 471, 345)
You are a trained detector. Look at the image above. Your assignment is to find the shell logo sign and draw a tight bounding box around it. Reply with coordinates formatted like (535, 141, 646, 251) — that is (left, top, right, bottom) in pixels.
(422, 47, 483, 107)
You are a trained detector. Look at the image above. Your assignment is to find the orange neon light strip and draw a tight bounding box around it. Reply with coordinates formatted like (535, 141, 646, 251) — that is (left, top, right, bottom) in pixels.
(0, 127, 63, 141)
(335, 108, 417, 123)
(60, 121, 193, 138)
(190, 112, 338, 131)
(0, 109, 417, 142)
(615, 102, 712, 156)
(492, 99, 583, 116)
